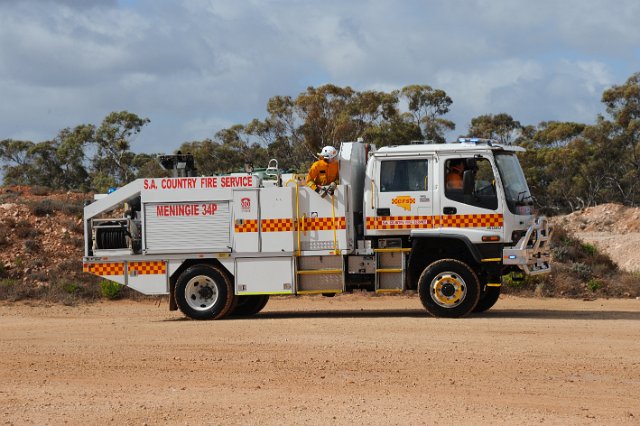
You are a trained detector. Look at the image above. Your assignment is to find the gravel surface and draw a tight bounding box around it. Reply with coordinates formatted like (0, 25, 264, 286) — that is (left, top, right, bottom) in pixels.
(1, 294, 639, 425)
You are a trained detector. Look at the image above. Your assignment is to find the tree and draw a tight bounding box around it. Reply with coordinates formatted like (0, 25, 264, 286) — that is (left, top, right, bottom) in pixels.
(599, 72, 640, 205)
(92, 111, 150, 190)
(245, 96, 308, 170)
(54, 124, 94, 190)
(468, 113, 521, 145)
(400, 85, 454, 143)
(295, 85, 358, 153)
(0, 139, 35, 185)
(531, 121, 585, 148)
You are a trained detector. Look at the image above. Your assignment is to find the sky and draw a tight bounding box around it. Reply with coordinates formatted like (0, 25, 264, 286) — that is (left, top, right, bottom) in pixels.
(1, 0, 639, 155)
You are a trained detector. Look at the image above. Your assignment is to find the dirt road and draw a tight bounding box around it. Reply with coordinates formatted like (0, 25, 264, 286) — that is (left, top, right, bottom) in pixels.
(1, 295, 639, 425)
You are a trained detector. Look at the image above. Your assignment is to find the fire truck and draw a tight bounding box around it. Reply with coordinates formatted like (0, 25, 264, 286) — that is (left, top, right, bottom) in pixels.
(82, 138, 551, 319)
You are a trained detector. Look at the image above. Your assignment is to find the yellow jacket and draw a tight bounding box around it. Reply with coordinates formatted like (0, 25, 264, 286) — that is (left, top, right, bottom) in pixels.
(306, 159, 339, 190)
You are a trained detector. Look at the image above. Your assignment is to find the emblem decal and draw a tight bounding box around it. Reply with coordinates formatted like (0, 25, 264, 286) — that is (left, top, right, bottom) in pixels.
(391, 196, 416, 212)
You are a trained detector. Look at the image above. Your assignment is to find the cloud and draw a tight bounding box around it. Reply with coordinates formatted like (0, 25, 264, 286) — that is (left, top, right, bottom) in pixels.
(0, 0, 638, 155)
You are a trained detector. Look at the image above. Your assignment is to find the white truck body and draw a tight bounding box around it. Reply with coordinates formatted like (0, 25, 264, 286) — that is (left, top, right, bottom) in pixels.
(83, 139, 551, 318)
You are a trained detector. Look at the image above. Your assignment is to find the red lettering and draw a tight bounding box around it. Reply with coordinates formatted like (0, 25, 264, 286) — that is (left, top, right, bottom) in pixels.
(144, 179, 158, 190)
(201, 203, 218, 215)
(160, 178, 198, 190)
(155, 204, 200, 217)
(220, 175, 254, 188)
(200, 177, 218, 188)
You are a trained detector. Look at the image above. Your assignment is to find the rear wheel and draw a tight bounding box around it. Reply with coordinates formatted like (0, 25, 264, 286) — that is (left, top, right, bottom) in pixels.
(230, 295, 270, 316)
(473, 285, 501, 313)
(418, 259, 480, 318)
(175, 264, 234, 320)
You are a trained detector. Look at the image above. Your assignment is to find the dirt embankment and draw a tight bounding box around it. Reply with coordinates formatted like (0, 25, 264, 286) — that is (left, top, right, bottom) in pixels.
(552, 203, 640, 272)
(0, 187, 91, 293)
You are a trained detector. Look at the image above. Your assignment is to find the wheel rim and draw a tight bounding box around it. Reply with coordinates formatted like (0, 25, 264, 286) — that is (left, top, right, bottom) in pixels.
(184, 275, 219, 311)
(430, 272, 466, 308)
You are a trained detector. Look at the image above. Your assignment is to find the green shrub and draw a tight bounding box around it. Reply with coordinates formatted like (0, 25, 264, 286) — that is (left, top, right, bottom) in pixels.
(0, 279, 18, 299)
(30, 186, 51, 196)
(59, 202, 84, 216)
(0, 278, 15, 288)
(587, 279, 604, 292)
(0, 227, 8, 247)
(28, 271, 48, 282)
(503, 272, 529, 288)
(571, 262, 592, 280)
(581, 243, 598, 256)
(24, 239, 40, 253)
(15, 220, 38, 238)
(552, 245, 570, 262)
(100, 280, 122, 299)
(30, 199, 55, 216)
(62, 282, 80, 294)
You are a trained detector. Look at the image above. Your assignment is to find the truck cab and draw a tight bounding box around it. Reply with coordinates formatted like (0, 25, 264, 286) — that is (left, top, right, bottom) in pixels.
(358, 138, 550, 316)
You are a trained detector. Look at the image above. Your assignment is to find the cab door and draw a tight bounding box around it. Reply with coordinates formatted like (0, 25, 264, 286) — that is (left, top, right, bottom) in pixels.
(439, 155, 504, 240)
(368, 156, 434, 234)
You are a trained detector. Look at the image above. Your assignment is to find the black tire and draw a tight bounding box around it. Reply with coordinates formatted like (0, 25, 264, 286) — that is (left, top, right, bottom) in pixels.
(230, 295, 270, 316)
(418, 259, 480, 318)
(174, 264, 234, 320)
(473, 285, 501, 313)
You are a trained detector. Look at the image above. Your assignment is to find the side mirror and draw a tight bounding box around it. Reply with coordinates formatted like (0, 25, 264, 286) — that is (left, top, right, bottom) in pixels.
(463, 170, 474, 195)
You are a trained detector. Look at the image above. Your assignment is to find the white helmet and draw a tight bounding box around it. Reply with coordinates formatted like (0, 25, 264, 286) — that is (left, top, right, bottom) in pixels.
(318, 146, 338, 160)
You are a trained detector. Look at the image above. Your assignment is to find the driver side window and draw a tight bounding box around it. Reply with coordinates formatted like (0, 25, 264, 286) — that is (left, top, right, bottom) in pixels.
(444, 157, 498, 210)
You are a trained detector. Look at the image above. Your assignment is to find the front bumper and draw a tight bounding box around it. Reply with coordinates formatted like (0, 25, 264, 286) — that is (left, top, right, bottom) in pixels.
(502, 217, 552, 275)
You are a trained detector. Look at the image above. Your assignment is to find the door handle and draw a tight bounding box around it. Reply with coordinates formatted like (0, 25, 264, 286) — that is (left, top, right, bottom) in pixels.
(443, 207, 457, 215)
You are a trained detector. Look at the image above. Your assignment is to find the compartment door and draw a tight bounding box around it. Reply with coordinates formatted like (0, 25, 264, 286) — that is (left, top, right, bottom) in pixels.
(235, 257, 295, 295)
(260, 187, 296, 253)
(232, 189, 260, 253)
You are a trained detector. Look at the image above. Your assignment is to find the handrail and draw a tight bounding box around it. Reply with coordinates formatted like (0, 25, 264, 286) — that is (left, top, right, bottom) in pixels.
(330, 192, 339, 255)
(294, 181, 301, 256)
(371, 179, 375, 210)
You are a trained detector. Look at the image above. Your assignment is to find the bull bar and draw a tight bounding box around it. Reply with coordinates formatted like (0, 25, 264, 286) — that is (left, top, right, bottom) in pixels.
(502, 217, 552, 275)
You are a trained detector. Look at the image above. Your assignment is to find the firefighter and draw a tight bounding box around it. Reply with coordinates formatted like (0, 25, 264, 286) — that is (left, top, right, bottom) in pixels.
(307, 146, 339, 198)
(446, 159, 465, 190)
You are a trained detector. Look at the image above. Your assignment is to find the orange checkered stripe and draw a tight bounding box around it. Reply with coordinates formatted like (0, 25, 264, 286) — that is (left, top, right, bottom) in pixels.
(83, 262, 124, 276)
(302, 217, 346, 231)
(129, 261, 166, 275)
(366, 216, 435, 230)
(367, 214, 503, 230)
(236, 217, 346, 232)
(261, 218, 294, 232)
(440, 214, 503, 228)
(234, 219, 259, 233)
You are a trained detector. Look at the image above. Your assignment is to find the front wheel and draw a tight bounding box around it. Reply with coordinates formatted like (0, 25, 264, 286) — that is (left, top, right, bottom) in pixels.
(175, 264, 234, 320)
(418, 259, 480, 318)
(473, 285, 501, 313)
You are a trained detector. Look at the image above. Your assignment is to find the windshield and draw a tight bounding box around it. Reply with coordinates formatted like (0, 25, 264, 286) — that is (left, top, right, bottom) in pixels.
(495, 152, 533, 215)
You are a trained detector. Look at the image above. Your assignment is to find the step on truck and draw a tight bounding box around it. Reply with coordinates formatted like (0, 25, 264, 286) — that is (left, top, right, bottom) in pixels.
(82, 138, 551, 319)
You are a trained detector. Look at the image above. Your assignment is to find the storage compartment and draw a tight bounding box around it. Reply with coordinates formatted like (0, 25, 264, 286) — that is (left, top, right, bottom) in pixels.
(235, 257, 295, 295)
(144, 201, 231, 253)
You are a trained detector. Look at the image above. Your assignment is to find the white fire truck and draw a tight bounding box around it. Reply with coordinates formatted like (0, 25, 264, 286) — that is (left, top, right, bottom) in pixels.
(82, 138, 551, 319)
